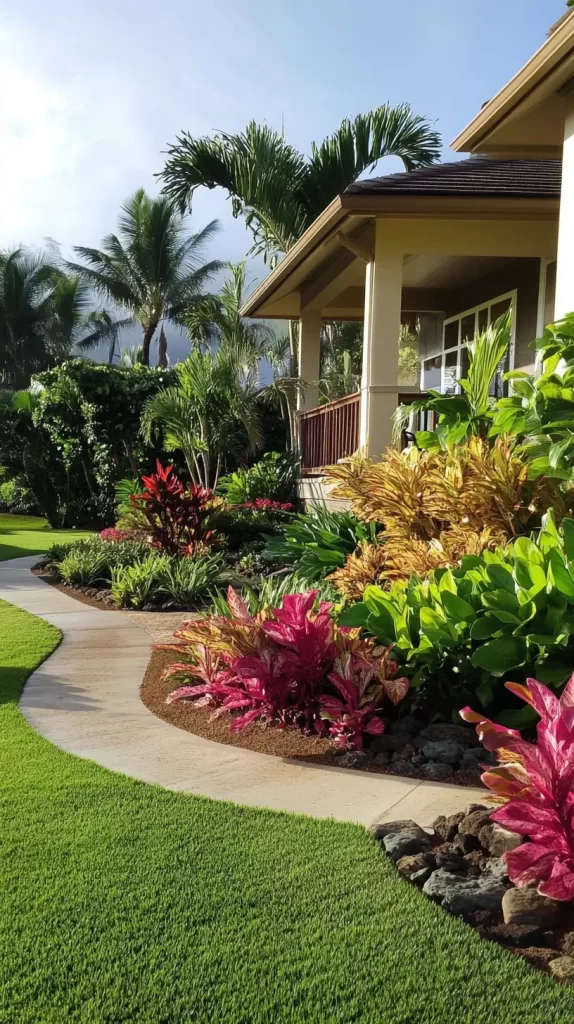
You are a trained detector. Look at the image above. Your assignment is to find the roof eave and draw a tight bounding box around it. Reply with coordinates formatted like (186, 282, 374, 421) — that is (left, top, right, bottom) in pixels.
(239, 197, 347, 318)
(451, 10, 574, 153)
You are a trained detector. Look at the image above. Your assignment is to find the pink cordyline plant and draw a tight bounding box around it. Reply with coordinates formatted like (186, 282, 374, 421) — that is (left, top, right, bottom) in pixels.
(163, 588, 408, 748)
(461, 674, 574, 901)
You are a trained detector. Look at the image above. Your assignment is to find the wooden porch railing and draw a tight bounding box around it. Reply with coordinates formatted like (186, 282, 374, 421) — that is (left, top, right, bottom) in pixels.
(299, 392, 360, 473)
(299, 391, 432, 472)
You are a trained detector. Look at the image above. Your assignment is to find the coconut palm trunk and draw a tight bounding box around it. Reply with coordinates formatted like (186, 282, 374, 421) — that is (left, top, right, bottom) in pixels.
(142, 322, 158, 366)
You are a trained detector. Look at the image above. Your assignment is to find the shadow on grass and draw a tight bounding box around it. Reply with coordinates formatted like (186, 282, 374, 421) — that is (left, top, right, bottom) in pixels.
(1, 664, 99, 712)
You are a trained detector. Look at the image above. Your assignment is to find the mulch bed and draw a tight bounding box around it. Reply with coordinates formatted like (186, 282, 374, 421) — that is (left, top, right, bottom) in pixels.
(141, 646, 483, 785)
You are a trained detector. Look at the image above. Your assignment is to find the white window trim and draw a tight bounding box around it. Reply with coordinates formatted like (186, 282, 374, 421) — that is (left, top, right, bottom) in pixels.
(420, 290, 517, 394)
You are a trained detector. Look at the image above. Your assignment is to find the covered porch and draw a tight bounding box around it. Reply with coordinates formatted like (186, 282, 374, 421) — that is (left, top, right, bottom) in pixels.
(243, 163, 560, 478)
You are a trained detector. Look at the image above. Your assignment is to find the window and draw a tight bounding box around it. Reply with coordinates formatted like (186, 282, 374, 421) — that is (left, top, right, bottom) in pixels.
(421, 292, 516, 396)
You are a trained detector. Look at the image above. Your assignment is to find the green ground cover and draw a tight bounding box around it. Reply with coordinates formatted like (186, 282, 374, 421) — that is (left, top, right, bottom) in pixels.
(0, 513, 91, 561)
(1, 530, 574, 1022)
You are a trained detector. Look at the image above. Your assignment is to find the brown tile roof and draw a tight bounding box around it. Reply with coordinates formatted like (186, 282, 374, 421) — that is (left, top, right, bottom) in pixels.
(345, 158, 562, 199)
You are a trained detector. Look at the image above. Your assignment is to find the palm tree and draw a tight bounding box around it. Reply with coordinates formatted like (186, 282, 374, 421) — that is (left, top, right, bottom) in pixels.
(160, 107, 441, 262)
(0, 249, 120, 388)
(67, 188, 223, 366)
(183, 261, 275, 365)
(141, 346, 262, 488)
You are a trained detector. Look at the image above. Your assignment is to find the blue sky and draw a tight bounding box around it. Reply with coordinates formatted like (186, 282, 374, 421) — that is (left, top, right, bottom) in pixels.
(0, 0, 567, 359)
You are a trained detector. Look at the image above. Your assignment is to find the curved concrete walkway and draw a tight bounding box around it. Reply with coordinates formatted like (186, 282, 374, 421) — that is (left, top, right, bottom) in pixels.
(2, 556, 485, 827)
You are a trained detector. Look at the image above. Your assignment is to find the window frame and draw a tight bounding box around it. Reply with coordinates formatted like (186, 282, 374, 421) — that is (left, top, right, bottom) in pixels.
(420, 290, 517, 395)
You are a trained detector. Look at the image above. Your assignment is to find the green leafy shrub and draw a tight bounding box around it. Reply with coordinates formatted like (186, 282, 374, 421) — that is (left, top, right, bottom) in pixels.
(157, 552, 233, 606)
(218, 451, 299, 504)
(219, 498, 294, 551)
(0, 473, 38, 515)
(51, 536, 151, 586)
(266, 507, 381, 582)
(110, 554, 169, 608)
(207, 572, 338, 618)
(58, 544, 111, 586)
(340, 513, 574, 721)
(490, 313, 574, 480)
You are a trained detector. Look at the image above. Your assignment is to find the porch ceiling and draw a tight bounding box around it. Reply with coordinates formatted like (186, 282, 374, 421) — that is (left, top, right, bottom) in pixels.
(322, 256, 526, 320)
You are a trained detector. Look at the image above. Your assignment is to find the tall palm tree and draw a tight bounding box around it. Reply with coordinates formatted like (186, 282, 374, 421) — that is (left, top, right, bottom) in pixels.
(141, 346, 262, 488)
(160, 107, 442, 262)
(0, 249, 119, 388)
(182, 261, 275, 367)
(68, 188, 223, 366)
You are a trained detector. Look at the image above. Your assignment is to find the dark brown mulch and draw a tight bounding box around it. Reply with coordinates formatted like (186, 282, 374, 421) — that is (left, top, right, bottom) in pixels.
(141, 647, 483, 785)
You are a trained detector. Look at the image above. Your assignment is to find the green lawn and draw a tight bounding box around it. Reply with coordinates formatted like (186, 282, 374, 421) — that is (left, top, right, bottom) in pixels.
(1, 542, 574, 1022)
(0, 512, 91, 560)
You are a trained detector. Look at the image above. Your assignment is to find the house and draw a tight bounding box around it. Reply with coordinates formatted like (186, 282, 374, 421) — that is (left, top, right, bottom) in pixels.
(240, 10, 574, 503)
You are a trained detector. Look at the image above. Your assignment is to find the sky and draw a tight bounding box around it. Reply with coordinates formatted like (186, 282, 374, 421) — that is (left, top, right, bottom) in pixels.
(0, 0, 567, 362)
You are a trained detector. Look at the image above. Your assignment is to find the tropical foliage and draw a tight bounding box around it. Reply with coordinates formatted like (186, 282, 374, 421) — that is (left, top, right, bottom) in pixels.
(462, 674, 574, 901)
(393, 311, 512, 450)
(164, 588, 408, 748)
(265, 506, 382, 583)
(218, 451, 298, 504)
(161, 108, 441, 261)
(490, 313, 574, 479)
(141, 347, 263, 488)
(339, 514, 574, 718)
(67, 189, 222, 365)
(0, 248, 121, 389)
(327, 436, 573, 585)
(129, 461, 220, 555)
(183, 260, 275, 357)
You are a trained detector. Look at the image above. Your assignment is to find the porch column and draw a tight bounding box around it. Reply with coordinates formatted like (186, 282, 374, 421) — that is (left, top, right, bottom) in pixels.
(359, 225, 403, 457)
(297, 311, 322, 411)
(555, 102, 574, 320)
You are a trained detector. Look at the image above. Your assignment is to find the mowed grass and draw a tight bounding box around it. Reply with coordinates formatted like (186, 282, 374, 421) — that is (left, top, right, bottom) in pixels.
(1, 552, 574, 1021)
(0, 512, 91, 560)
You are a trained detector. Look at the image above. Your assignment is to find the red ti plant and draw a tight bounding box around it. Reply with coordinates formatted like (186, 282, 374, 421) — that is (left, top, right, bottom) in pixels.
(318, 647, 409, 749)
(130, 461, 218, 556)
(460, 675, 574, 901)
(163, 588, 408, 747)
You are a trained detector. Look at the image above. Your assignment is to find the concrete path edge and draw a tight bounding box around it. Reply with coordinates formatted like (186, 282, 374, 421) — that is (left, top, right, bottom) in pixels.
(1, 556, 486, 827)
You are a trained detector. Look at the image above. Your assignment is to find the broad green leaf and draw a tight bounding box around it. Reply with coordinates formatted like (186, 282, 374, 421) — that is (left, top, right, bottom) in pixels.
(420, 606, 448, 632)
(476, 677, 494, 708)
(527, 633, 559, 646)
(460, 554, 484, 571)
(441, 591, 475, 622)
(490, 609, 521, 625)
(470, 615, 500, 640)
(518, 600, 536, 624)
(513, 536, 544, 566)
(313, 547, 346, 565)
(527, 563, 547, 596)
(366, 610, 395, 645)
(548, 548, 574, 597)
(497, 706, 538, 729)
(438, 569, 457, 595)
(481, 589, 519, 614)
(471, 636, 528, 676)
(514, 559, 534, 590)
(562, 518, 574, 561)
(337, 602, 368, 627)
(533, 659, 572, 685)
(363, 586, 398, 620)
(486, 564, 515, 593)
